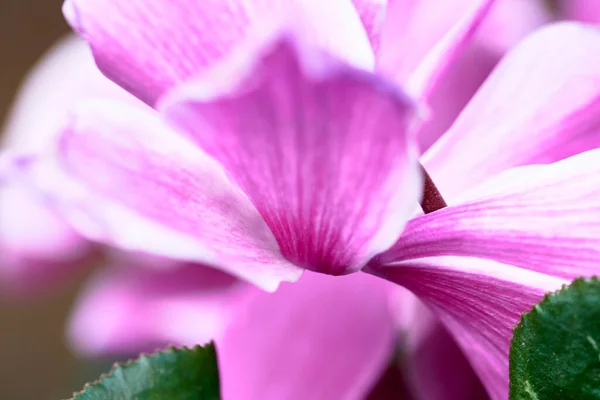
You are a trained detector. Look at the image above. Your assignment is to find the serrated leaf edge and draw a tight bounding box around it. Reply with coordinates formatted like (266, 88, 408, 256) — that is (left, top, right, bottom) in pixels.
(508, 276, 600, 399)
(67, 342, 216, 400)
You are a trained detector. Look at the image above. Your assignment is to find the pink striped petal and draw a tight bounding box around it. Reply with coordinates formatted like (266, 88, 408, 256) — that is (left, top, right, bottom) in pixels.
(160, 32, 421, 276)
(423, 22, 600, 198)
(377, 0, 495, 99)
(388, 149, 600, 281)
(68, 258, 244, 357)
(219, 272, 398, 400)
(401, 301, 488, 400)
(63, 0, 373, 106)
(21, 99, 302, 291)
(366, 257, 566, 400)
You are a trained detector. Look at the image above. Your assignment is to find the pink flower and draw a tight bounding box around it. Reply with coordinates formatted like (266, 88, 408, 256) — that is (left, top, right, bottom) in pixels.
(6, 1, 595, 400)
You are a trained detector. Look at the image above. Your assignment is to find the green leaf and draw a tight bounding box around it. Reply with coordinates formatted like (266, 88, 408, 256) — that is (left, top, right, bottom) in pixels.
(509, 277, 600, 400)
(71, 343, 221, 400)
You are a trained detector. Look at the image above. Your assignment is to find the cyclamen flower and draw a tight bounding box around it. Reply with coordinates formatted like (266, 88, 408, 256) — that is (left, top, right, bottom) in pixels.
(6, 1, 600, 400)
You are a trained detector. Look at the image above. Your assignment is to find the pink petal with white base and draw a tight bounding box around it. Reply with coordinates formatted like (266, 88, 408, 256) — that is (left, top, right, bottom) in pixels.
(423, 22, 600, 198)
(381, 149, 600, 281)
(161, 33, 421, 276)
(22, 99, 302, 291)
(377, 0, 495, 99)
(366, 257, 566, 400)
(63, 0, 374, 105)
(68, 259, 245, 357)
(219, 271, 398, 400)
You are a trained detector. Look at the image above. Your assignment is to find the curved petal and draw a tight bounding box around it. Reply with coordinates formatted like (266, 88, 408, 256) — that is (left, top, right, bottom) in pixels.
(423, 22, 600, 198)
(18, 99, 302, 291)
(0, 35, 138, 294)
(161, 30, 422, 276)
(377, 0, 495, 99)
(219, 271, 398, 400)
(365, 257, 566, 400)
(415, 0, 550, 152)
(63, 0, 373, 105)
(67, 257, 245, 357)
(386, 149, 600, 281)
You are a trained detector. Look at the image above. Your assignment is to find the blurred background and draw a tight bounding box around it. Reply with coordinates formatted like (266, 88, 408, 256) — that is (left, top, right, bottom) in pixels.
(0, 1, 103, 398)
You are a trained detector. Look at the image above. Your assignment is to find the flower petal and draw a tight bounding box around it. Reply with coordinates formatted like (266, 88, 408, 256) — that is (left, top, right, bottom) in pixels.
(18, 99, 302, 291)
(0, 185, 95, 294)
(352, 0, 386, 53)
(416, 0, 550, 152)
(68, 257, 245, 357)
(63, 0, 373, 105)
(219, 271, 398, 400)
(161, 31, 421, 276)
(365, 256, 566, 400)
(382, 149, 600, 281)
(0, 35, 137, 294)
(402, 300, 489, 400)
(423, 22, 600, 197)
(557, 0, 600, 24)
(377, 0, 495, 99)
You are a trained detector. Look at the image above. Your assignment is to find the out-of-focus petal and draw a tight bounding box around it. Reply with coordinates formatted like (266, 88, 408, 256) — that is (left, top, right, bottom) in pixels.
(557, 0, 600, 24)
(0, 35, 139, 294)
(161, 31, 421, 276)
(377, 0, 495, 99)
(352, 0, 386, 53)
(476, 0, 551, 53)
(0, 185, 94, 294)
(380, 150, 600, 280)
(402, 301, 489, 400)
(68, 257, 245, 357)
(63, 0, 373, 105)
(17, 99, 302, 291)
(416, 0, 550, 152)
(423, 22, 600, 198)
(219, 272, 398, 400)
(415, 43, 498, 152)
(366, 257, 566, 400)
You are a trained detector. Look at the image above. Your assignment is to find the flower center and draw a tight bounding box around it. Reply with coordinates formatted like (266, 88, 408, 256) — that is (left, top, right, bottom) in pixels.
(419, 164, 447, 215)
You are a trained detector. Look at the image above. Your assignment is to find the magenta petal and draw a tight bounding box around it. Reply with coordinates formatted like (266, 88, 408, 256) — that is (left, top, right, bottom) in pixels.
(352, 0, 386, 53)
(68, 258, 244, 357)
(383, 150, 600, 281)
(402, 301, 488, 400)
(423, 22, 600, 197)
(377, 0, 495, 99)
(63, 0, 373, 105)
(161, 33, 421, 275)
(62, 0, 256, 105)
(26, 99, 302, 291)
(558, 0, 600, 24)
(219, 272, 397, 400)
(366, 257, 566, 400)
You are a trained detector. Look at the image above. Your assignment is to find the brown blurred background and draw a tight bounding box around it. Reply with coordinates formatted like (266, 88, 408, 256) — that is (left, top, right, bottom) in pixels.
(0, 1, 102, 398)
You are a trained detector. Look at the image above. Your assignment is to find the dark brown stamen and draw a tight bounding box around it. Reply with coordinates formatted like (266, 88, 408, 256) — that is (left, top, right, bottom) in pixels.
(419, 164, 447, 214)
